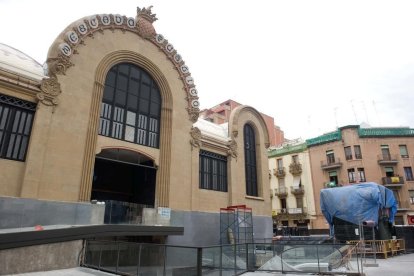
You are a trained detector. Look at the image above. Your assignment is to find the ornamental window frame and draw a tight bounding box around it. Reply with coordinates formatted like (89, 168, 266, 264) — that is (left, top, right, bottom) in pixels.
(99, 63, 161, 148)
(199, 150, 228, 192)
(244, 124, 258, 197)
(0, 94, 36, 162)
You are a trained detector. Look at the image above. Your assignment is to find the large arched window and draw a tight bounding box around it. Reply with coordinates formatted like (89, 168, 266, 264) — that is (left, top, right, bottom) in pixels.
(244, 124, 258, 196)
(99, 63, 161, 148)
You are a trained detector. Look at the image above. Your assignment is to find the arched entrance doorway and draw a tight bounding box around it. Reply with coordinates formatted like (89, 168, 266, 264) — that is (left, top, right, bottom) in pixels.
(91, 148, 157, 223)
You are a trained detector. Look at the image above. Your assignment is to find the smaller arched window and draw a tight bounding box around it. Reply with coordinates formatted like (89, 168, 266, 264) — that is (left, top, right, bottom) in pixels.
(99, 63, 161, 148)
(244, 124, 258, 196)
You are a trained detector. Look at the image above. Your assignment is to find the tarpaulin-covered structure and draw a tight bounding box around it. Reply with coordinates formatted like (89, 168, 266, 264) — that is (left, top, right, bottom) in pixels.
(320, 183, 397, 235)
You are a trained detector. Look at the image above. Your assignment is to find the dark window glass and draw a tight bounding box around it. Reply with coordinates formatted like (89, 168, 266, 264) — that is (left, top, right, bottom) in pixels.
(354, 145, 362, 159)
(103, 86, 114, 102)
(0, 94, 36, 162)
(127, 95, 138, 110)
(358, 168, 366, 182)
(326, 150, 335, 164)
(344, 146, 352, 160)
(105, 70, 117, 87)
(130, 67, 140, 80)
(404, 167, 414, 181)
(142, 72, 151, 85)
(128, 79, 139, 95)
(139, 99, 149, 113)
(141, 85, 150, 99)
(277, 158, 283, 169)
(116, 74, 128, 91)
(118, 64, 130, 75)
(244, 124, 258, 196)
(199, 150, 227, 192)
(400, 145, 409, 158)
(348, 168, 356, 183)
(381, 145, 391, 160)
(115, 90, 127, 106)
(99, 63, 161, 148)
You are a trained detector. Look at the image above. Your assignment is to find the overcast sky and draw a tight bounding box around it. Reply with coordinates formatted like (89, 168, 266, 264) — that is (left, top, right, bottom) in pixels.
(2, 0, 414, 140)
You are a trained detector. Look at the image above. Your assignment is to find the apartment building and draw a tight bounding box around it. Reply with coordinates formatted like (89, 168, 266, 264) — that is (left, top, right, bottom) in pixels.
(268, 140, 316, 232)
(200, 99, 285, 146)
(306, 125, 414, 228)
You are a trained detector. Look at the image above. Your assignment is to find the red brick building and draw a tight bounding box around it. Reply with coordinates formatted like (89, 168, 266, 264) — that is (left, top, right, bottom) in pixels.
(200, 99, 285, 146)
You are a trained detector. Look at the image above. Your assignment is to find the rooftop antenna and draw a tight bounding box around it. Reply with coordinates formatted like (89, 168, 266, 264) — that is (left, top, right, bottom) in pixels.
(362, 100, 370, 125)
(351, 100, 358, 124)
(334, 107, 338, 128)
(307, 115, 312, 137)
(372, 100, 381, 126)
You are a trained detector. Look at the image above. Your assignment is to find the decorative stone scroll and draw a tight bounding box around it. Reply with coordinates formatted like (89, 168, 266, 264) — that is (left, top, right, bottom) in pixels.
(190, 127, 202, 149)
(40, 6, 200, 121)
(151, 32, 200, 122)
(38, 77, 61, 106)
(227, 139, 238, 158)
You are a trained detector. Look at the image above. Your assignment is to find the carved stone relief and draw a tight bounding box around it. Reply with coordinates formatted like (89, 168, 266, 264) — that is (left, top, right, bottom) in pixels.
(39, 6, 200, 121)
(190, 127, 202, 149)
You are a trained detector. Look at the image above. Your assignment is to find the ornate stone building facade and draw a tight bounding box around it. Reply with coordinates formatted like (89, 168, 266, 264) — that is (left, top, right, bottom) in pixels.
(268, 140, 316, 232)
(0, 7, 272, 245)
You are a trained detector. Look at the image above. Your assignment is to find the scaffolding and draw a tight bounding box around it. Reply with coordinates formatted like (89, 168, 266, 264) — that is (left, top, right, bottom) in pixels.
(220, 205, 254, 244)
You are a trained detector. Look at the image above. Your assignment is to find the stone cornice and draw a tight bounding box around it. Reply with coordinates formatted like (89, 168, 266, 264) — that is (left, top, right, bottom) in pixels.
(0, 68, 41, 93)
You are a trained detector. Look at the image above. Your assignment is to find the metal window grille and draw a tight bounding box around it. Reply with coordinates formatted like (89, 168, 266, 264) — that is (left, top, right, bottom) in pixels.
(0, 94, 36, 161)
(244, 124, 258, 196)
(199, 150, 228, 192)
(98, 63, 161, 148)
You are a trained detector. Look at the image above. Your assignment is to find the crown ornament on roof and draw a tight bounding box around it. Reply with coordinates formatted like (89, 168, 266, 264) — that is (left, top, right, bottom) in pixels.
(137, 6, 158, 23)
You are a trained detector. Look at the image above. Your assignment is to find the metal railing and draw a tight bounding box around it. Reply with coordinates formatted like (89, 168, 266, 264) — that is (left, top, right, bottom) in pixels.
(290, 185, 305, 195)
(83, 240, 364, 275)
(377, 154, 399, 164)
(274, 207, 308, 215)
(273, 167, 286, 178)
(381, 176, 404, 186)
(275, 186, 288, 197)
(321, 157, 342, 170)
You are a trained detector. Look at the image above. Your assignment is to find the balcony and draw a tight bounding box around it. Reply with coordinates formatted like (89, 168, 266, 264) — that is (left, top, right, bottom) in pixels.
(321, 157, 342, 170)
(324, 182, 341, 188)
(289, 162, 302, 176)
(377, 154, 399, 165)
(382, 176, 404, 187)
(273, 207, 308, 219)
(275, 186, 288, 198)
(290, 185, 305, 196)
(273, 167, 286, 179)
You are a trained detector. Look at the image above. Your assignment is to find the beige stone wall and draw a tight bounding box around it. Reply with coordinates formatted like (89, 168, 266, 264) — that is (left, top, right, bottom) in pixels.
(0, 159, 25, 196)
(0, 12, 271, 224)
(15, 26, 193, 204)
(228, 106, 271, 216)
(189, 105, 272, 216)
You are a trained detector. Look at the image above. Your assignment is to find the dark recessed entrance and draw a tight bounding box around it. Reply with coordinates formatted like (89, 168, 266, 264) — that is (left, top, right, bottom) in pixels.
(91, 148, 156, 206)
(91, 149, 157, 224)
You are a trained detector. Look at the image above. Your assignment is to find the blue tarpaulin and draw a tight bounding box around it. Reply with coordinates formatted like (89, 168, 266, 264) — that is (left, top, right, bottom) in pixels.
(320, 183, 397, 232)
